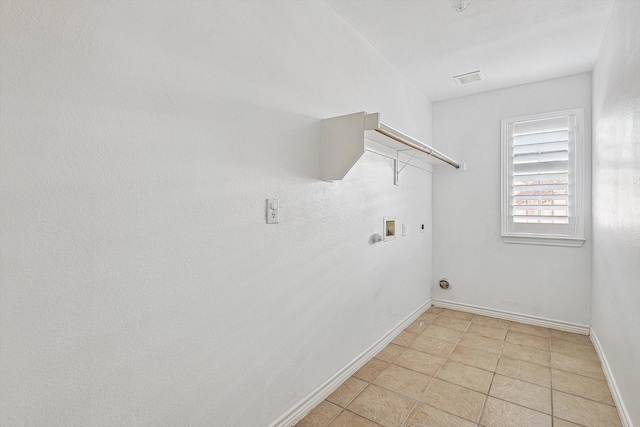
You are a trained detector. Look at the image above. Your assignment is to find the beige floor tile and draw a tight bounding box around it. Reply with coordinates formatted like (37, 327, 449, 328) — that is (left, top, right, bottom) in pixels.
(328, 410, 380, 427)
(405, 403, 476, 427)
(553, 391, 622, 427)
(422, 324, 465, 343)
(436, 360, 493, 393)
(353, 358, 388, 382)
(392, 331, 418, 347)
(426, 306, 444, 315)
(409, 334, 457, 358)
(326, 377, 369, 408)
(466, 323, 508, 340)
(501, 342, 550, 366)
(295, 401, 342, 427)
(495, 356, 551, 387)
(550, 352, 605, 381)
(489, 374, 551, 414)
(419, 378, 486, 423)
(508, 322, 550, 337)
(439, 309, 475, 321)
(393, 348, 445, 376)
(405, 318, 430, 335)
(472, 315, 511, 329)
(480, 397, 551, 427)
(373, 364, 432, 400)
(375, 343, 404, 363)
(549, 329, 592, 346)
(347, 384, 416, 427)
(433, 316, 471, 332)
(449, 344, 500, 372)
(553, 417, 583, 427)
(417, 312, 439, 325)
(317, 313, 622, 427)
(550, 338, 599, 362)
(459, 333, 504, 354)
(505, 330, 550, 350)
(552, 369, 615, 405)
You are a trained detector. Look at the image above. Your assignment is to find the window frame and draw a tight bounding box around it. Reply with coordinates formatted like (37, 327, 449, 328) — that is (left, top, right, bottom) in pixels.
(501, 108, 585, 247)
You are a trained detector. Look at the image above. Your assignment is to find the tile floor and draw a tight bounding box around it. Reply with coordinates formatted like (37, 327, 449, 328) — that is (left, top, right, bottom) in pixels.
(295, 306, 622, 427)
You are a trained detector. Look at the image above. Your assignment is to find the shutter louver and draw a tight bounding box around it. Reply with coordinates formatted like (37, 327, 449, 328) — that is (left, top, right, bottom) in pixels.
(511, 116, 570, 224)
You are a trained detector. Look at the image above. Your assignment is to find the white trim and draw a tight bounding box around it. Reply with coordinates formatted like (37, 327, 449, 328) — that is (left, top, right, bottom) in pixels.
(501, 235, 585, 247)
(590, 328, 633, 427)
(431, 299, 590, 334)
(269, 299, 432, 427)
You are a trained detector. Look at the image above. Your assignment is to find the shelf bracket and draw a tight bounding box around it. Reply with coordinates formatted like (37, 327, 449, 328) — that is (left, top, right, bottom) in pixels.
(393, 155, 399, 186)
(398, 150, 419, 174)
(394, 149, 420, 185)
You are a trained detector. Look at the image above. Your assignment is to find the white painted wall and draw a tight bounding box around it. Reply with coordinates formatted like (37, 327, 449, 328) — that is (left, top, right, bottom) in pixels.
(591, 0, 640, 424)
(432, 73, 592, 326)
(0, 2, 434, 426)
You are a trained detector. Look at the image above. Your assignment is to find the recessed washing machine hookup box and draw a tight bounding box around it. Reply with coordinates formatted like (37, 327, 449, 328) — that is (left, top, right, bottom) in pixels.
(383, 217, 396, 241)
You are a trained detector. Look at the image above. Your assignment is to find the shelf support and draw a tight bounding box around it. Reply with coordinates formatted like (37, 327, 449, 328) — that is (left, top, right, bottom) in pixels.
(397, 150, 419, 174)
(394, 149, 420, 185)
(394, 155, 399, 186)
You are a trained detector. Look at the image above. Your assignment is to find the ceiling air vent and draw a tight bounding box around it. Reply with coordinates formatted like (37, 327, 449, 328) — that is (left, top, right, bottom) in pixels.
(453, 70, 483, 85)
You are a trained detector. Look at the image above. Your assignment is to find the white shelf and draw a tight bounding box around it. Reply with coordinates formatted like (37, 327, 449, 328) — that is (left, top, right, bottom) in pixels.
(321, 112, 461, 182)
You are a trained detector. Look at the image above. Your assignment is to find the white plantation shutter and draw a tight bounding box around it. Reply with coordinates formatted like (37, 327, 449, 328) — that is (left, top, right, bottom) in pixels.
(501, 109, 585, 246)
(511, 116, 571, 224)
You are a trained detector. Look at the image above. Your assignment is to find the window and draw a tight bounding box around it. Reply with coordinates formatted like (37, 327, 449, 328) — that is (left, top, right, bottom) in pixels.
(501, 109, 585, 247)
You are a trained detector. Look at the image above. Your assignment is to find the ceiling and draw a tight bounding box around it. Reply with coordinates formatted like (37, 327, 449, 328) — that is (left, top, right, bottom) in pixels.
(325, 0, 614, 101)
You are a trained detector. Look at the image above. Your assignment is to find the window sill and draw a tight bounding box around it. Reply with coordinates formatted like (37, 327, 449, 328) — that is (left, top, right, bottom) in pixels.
(501, 235, 586, 247)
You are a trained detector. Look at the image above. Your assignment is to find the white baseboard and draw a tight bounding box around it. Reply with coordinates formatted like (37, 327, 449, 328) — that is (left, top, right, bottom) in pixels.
(270, 299, 432, 427)
(590, 328, 633, 427)
(431, 299, 590, 335)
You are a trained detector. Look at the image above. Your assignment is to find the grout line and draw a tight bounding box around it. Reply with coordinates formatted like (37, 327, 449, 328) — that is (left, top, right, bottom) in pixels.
(323, 406, 342, 427)
(476, 392, 489, 426)
(333, 409, 385, 427)
(500, 346, 552, 368)
(487, 396, 552, 417)
(398, 400, 419, 427)
(476, 333, 505, 426)
(551, 388, 619, 407)
(550, 364, 608, 382)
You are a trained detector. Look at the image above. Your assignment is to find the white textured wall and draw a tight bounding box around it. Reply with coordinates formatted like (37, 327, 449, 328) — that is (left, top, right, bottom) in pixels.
(432, 73, 592, 325)
(591, 0, 640, 424)
(0, 1, 434, 426)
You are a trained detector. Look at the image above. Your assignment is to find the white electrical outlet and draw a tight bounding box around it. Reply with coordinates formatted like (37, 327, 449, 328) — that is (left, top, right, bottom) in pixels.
(402, 223, 406, 236)
(420, 223, 425, 233)
(266, 199, 279, 224)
